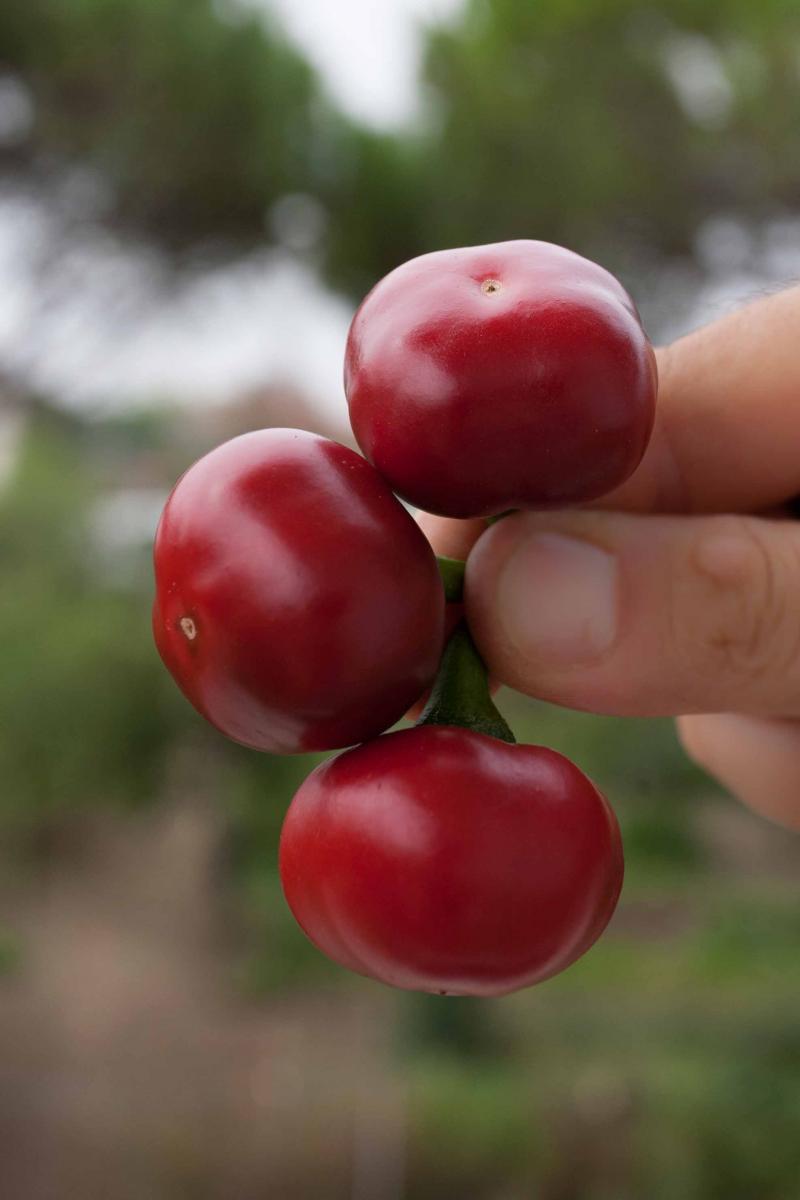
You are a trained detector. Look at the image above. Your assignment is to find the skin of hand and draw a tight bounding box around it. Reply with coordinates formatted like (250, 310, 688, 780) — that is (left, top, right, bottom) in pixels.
(418, 286, 800, 831)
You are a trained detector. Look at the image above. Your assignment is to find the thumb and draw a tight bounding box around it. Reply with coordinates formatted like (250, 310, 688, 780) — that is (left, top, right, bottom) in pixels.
(465, 510, 800, 717)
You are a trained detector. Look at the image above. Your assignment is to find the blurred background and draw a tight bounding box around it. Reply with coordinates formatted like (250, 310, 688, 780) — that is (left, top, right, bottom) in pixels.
(2, 1, 800, 1196)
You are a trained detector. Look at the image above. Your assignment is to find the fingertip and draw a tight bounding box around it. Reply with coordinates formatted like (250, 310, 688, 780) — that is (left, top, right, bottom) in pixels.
(462, 512, 520, 660)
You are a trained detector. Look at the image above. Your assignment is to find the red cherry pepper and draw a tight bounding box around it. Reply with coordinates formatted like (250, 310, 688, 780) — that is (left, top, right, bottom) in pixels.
(345, 239, 657, 518)
(152, 428, 445, 754)
(279, 724, 623, 996)
(280, 623, 623, 996)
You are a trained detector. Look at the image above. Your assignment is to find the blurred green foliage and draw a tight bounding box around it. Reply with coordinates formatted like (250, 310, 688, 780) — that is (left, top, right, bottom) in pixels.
(414, 0, 800, 269)
(0, 0, 331, 248)
(4, 0, 800, 293)
(0, 409, 177, 836)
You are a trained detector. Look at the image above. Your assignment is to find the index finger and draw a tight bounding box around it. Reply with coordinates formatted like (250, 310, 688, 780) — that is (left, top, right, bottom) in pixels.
(599, 285, 800, 514)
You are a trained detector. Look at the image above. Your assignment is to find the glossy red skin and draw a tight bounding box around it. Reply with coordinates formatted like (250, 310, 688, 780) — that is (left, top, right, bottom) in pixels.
(280, 725, 624, 996)
(345, 240, 657, 518)
(153, 429, 444, 754)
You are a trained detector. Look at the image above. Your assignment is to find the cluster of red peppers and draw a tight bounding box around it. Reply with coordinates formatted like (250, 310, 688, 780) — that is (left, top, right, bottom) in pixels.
(153, 240, 657, 996)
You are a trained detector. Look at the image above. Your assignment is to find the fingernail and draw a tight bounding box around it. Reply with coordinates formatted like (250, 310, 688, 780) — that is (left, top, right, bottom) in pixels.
(494, 532, 619, 665)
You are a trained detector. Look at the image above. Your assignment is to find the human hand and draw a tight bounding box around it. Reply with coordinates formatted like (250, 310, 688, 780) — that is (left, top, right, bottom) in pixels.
(420, 286, 800, 830)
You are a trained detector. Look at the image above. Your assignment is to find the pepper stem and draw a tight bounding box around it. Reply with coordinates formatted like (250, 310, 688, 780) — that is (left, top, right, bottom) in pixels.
(436, 554, 466, 603)
(417, 621, 516, 744)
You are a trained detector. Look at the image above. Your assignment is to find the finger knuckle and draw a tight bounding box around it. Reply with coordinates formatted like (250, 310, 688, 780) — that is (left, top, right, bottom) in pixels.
(683, 517, 794, 686)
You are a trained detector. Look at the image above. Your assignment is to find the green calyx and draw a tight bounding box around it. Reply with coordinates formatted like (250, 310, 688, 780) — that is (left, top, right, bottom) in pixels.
(417, 620, 516, 744)
(430, 554, 514, 742)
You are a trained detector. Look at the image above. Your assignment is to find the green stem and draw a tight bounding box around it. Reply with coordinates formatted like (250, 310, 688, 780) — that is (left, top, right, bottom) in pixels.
(417, 621, 515, 743)
(436, 555, 466, 603)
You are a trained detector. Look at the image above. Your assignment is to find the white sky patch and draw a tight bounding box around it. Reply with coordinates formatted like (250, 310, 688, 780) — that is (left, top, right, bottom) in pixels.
(1, 191, 798, 419)
(0, 74, 35, 146)
(661, 33, 733, 129)
(256, 0, 465, 127)
(0, 192, 354, 418)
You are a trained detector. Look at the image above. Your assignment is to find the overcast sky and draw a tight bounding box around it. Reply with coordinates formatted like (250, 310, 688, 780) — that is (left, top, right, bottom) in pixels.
(260, 0, 464, 127)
